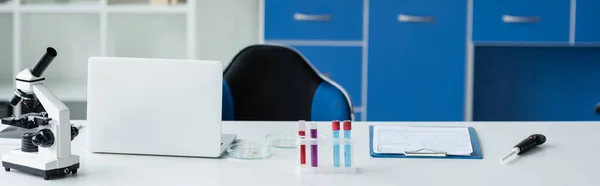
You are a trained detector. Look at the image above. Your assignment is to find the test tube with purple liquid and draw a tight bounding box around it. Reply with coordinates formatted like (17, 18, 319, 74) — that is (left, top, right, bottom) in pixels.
(310, 122, 318, 167)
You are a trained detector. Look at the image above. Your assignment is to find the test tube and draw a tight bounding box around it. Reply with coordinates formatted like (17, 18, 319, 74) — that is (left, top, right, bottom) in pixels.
(310, 122, 318, 167)
(332, 120, 341, 167)
(343, 120, 352, 167)
(298, 120, 306, 166)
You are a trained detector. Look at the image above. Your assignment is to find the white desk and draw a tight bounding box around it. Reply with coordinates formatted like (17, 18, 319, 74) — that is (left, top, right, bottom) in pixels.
(0, 121, 598, 186)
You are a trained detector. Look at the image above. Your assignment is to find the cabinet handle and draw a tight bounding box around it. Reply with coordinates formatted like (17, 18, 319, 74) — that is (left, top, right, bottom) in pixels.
(397, 14, 435, 23)
(502, 15, 540, 23)
(294, 13, 332, 21)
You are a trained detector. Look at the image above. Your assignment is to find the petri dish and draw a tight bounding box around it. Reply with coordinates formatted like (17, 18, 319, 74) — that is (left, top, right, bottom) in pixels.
(227, 143, 272, 159)
(265, 132, 297, 148)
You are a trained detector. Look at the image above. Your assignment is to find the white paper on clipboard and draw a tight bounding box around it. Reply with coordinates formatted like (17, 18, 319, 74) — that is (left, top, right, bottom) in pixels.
(372, 126, 473, 156)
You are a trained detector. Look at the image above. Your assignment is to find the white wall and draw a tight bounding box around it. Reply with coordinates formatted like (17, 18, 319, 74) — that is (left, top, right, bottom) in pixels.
(0, 0, 259, 78)
(21, 14, 100, 81)
(196, 0, 259, 68)
(0, 14, 12, 82)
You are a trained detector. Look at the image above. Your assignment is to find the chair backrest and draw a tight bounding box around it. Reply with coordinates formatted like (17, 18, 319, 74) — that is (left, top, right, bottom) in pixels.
(222, 44, 353, 121)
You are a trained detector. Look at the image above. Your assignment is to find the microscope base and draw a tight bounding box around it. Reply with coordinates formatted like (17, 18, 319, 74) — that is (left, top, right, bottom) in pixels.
(2, 150, 80, 180)
(3, 161, 79, 180)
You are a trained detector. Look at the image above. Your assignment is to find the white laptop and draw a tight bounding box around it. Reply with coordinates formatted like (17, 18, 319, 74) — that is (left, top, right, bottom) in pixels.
(86, 57, 236, 157)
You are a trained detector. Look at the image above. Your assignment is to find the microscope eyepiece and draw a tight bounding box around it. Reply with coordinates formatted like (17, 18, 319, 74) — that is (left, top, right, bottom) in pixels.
(30, 47, 57, 77)
(5, 48, 54, 106)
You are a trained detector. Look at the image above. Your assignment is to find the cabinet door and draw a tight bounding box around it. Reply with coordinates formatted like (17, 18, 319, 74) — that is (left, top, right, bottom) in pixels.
(575, 0, 600, 43)
(368, 0, 466, 121)
(264, 0, 363, 41)
(473, 0, 570, 43)
(291, 46, 362, 108)
(354, 112, 362, 121)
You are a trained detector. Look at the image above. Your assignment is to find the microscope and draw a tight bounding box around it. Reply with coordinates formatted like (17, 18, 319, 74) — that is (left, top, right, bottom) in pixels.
(1, 47, 80, 180)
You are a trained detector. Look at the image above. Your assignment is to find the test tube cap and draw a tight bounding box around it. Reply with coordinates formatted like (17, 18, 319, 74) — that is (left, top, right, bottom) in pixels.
(332, 120, 340, 130)
(298, 120, 306, 136)
(310, 122, 318, 129)
(298, 120, 306, 130)
(343, 120, 352, 130)
(310, 122, 318, 138)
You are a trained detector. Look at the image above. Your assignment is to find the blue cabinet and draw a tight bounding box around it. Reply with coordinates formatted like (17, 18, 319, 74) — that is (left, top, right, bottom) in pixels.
(474, 46, 600, 121)
(575, 0, 600, 43)
(473, 0, 570, 43)
(291, 46, 363, 108)
(264, 0, 363, 41)
(354, 112, 361, 121)
(367, 0, 467, 121)
(263, 0, 600, 121)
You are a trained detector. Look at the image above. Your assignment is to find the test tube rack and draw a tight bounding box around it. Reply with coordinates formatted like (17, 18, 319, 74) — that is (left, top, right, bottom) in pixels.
(296, 130, 358, 174)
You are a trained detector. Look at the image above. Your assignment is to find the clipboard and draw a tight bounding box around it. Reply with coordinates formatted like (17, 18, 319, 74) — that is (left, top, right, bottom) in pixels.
(369, 125, 483, 159)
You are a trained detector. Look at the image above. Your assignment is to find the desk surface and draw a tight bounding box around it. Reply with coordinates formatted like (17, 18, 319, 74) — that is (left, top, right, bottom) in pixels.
(0, 121, 598, 186)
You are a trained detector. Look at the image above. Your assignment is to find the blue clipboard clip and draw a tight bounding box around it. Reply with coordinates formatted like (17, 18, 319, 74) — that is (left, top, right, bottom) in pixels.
(404, 148, 447, 157)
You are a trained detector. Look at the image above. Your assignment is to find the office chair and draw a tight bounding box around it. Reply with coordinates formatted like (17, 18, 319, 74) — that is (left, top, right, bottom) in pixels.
(222, 44, 353, 121)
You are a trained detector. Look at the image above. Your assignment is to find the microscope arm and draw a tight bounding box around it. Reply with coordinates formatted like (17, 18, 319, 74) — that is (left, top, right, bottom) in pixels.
(32, 83, 72, 159)
(32, 84, 68, 118)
